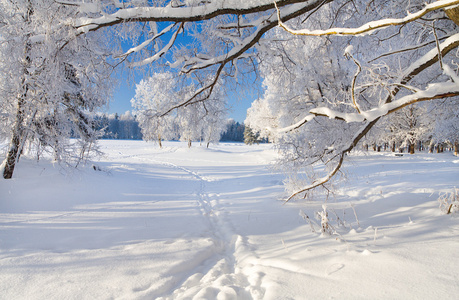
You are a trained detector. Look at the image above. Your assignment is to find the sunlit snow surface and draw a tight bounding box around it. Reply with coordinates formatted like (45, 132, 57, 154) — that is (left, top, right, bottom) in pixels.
(1, 140, 459, 299)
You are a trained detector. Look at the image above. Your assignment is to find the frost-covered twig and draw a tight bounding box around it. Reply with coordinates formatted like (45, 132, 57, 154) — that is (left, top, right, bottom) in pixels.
(438, 187, 459, 214)
(115, 23, 176, 59)
(276, 0, 459, 36)
(277, 32, 459, 133)
(130, 23, 184, 67)
(283, 31, 459, 200)
(344, 46, 362, 113)
(368, 38, 448, 63)
(310, 80, 459, 123)
(159, 63, 226, 117)
(285, 153, 345, 202)
(350, 203, 360, 228)
(75, 0, 317, 33)
(180, 2, 326, 73)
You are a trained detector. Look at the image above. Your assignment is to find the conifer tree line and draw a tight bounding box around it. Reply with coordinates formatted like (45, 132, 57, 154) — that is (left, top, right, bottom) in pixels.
(94, 114, 245, 143)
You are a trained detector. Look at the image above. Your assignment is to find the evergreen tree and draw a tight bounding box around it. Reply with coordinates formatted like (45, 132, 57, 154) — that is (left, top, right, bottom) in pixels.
(220, 120, 245, 142)
(244, 126, 260, 145)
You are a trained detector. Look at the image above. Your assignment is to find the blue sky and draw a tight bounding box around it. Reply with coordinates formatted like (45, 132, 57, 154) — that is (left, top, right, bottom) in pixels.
(107, 77, 258, 123)
(106, 23, 260, 123)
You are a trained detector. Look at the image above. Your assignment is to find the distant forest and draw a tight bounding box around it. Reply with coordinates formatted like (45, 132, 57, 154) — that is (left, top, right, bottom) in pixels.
(96, 113, 245, 142)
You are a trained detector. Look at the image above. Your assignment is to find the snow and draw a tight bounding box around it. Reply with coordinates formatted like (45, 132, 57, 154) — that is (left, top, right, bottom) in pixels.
(120, 23, 175, 58)
(278, 0, 459, 37)
(344, 44, 354, 56)
(275, 114, 315, 133)
(1, 140, 459, 299)
(307, 77, 459, 124)
(75, 0, 283, 33)
(130, 24, 179, 67)
(399, 32, 459, 82)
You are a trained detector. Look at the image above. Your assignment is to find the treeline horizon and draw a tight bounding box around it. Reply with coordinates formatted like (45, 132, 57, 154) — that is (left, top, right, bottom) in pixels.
(94, 113, 245, 142)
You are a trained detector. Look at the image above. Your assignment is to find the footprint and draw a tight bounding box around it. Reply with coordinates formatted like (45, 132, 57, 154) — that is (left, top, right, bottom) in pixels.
(326, 263, 344, 275)
(183, 273, 204, 288)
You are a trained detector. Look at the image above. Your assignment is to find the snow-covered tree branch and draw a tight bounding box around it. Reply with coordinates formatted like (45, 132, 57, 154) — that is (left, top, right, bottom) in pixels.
(74, 0, 321, 33)
(276, 0, 459, 36)
(248, 0, 459, 200)
(0, 0, 115, 178)
(3, 0, 459, 206)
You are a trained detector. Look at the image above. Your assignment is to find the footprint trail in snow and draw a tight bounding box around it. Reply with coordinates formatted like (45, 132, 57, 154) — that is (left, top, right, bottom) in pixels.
(130, 154, 266, 299)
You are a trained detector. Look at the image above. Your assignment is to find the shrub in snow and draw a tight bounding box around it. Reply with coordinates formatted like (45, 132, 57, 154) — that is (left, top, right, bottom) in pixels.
(438, 188, 459, 215)
(300, 203, 359, 238)
(317, 205, 332, 235)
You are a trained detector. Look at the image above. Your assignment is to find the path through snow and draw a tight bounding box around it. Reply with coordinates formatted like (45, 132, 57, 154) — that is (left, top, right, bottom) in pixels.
(126, 148, 268, 298)
(1, 140, 459, 299)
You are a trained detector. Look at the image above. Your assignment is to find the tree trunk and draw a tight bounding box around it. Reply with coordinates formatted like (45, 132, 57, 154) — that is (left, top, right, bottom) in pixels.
(3, 1, 33, 179)
(188, 139, 192, 148)
(158, 135, 162, 149)
(3, 98, 26, 179)
(454, 141, 458, 156)
(3, 132, 22, 179)
(408, 143, 415, 154)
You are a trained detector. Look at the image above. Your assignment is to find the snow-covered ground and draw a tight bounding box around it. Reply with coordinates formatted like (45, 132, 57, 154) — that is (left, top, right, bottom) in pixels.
(1, 140, 459, 299)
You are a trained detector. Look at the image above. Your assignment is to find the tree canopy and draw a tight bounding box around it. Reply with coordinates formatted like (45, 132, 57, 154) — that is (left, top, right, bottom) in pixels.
(2, 0, 459, 201)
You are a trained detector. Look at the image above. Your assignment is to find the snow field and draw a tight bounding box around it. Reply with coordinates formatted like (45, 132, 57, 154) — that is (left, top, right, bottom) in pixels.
(1, 140, 459, 299)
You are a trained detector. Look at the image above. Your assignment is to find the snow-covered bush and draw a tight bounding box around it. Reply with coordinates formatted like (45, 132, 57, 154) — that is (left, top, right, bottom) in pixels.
(300, 203, 360, 237)
(438, 188, 459, 215)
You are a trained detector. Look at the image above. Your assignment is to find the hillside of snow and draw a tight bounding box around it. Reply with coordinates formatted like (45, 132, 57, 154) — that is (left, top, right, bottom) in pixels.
(1, 140, 459, 299)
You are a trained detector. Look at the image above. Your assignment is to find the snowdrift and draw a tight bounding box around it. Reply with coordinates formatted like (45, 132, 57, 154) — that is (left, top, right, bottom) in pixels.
(1, 140, 458, 299)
